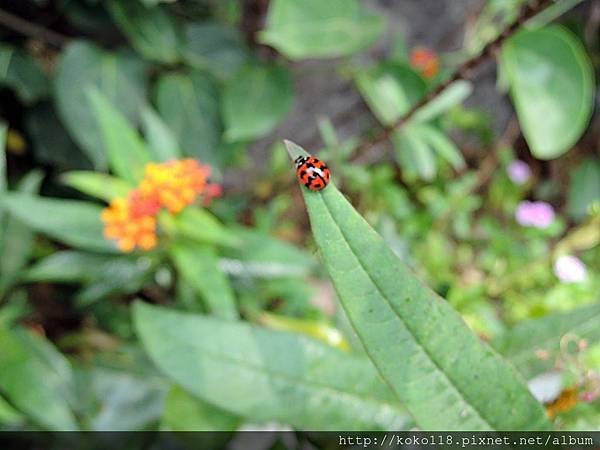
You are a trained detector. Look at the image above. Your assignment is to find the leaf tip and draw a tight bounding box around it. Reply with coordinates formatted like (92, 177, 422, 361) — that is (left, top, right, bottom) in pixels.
(283, 139, 309, 161)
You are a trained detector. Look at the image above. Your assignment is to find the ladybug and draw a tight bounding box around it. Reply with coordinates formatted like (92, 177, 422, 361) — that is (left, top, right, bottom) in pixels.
(294, 156, 331, 191)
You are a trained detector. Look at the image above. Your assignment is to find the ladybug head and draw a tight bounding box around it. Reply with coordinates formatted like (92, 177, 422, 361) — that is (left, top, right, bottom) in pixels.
(294, 156, 308, 168)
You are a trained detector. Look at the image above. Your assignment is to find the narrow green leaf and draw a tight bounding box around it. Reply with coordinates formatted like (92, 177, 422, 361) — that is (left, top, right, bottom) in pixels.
(392, 127, 436, 181)
(134, 302, 409, 430)
(416, 124, 465, 170)
(411, 81, 473, 124)
(0, 326, 77, 430)
(23, 251, 125, 283)
(140, 105, 181, 162)
(222, 64, 293, 142)
(54, 41, 147, 168)
(502, 26, 594, 159)
(285, 140, 551, 431)
(87, 87, 151, 183)
(0, 122, 7, 227)
(170, 243, 238, 320)
(259, 0, 385, 59)
(107, 0, 181, 64)
(492, 302, 600, 380)
(1, 193, 117, 253)
(61, 171, 133, 201)
(170, 208, 240, 248)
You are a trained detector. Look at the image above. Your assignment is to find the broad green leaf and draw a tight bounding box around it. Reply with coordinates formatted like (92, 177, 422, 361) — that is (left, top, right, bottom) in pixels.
(222, 64, 293, 142)
(0, 171, 44, 294)
(61, 171, 133, 201)
(134, 302, 409, 430)
(1, 193, 117, 253)
(140, 105, 181, 162)
(411, 81, 473, 124)
(0, 44, 48, 103)
(54, 41, 147, 168)
(154, 71, 222, 166)
(492, 302, 600, 380)
(163, 385, 240, 431)
(87, 87, 151, 183)
(567, 158, 600, 221)
(107, 0, 181, 63)
(285, 140, 550, 431)
(0, 326, 77, 430)
(25, 102, 91, 170)
(259, 0, 385, 59)
(85, 366, 167, 431)
(502, 26, 594, 159)
(170, 243, 238, 320)
(182, 23, 248, 79)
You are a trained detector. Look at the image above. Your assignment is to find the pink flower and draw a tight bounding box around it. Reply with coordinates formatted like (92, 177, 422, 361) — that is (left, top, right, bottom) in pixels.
(554, 255, 588, 283)
(515, 201, 555, 229)
(507, 160, 531, 184)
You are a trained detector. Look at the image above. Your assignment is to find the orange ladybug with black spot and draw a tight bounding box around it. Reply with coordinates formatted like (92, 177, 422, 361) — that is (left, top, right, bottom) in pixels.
(294, 156, 331, 191)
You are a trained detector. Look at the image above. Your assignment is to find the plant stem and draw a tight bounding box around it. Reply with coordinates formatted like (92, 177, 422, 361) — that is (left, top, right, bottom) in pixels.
(0, 8, 69, 48)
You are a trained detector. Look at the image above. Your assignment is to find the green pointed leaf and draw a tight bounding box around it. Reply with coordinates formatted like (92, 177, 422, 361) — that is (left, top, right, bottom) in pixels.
(54, 41, 147, 168)
(140, 105, 181, 162)
(285, 140, 550, 431)
(107, 0, 181, 64)
(392, 126, 436, 180)
(259, 0, 385, 59)
(61, 171, 133, 201)
(416, 124, 465, 170)
(170, 208, 240, 248)
(1, 193, 117, 253)
(492, 302, 600, 380)
(87, 87, 151, 183)
(502, 26, 594, 159)
(154, 71, 222, 166)
(411, 81, 473, 124)
(0, 44, 48, 103)
(0, 326, 77, 430)
(162, 385, 240, 431)
(222, 64, 293, 142)
(170, 243, 238, 320)
(134, 302, 409, 430)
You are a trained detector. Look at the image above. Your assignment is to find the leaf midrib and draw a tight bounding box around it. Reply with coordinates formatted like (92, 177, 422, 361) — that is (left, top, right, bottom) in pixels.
(320, 191, 493, 429)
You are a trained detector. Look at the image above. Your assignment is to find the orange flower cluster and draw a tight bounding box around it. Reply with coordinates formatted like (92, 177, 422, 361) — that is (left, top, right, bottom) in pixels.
(410, 47, 439, 78)
(101, 159, 219, 252)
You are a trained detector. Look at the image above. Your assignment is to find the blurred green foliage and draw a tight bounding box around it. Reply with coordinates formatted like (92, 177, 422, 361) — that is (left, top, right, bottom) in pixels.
(0, 0, 599, 438)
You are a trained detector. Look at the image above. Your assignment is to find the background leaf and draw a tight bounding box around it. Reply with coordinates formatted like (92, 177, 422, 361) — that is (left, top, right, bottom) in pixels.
(54, 41, 147, 168)
(567, 158, 600, 221)
(134, 302, 409, 430)
(502, 26, 594, 159)
(259, 0, 385, 59)
(286, 141, 550, 430)
(107, 0, 181, 64)
(0, 44, 48, 103)
(140, 105, 182, 162)
(0, 326, 77, 430)
(61, 171, 133, 202)
(1, 193, 117, 253)
(170, 243, 238, 320)
(222, 64, 293, 142)
(492, 302, 600, 379)
(154, 71, 222, 166)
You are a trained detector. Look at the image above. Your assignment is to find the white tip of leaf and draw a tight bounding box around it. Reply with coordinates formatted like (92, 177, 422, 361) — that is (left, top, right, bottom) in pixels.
(284, 139, 309, 161)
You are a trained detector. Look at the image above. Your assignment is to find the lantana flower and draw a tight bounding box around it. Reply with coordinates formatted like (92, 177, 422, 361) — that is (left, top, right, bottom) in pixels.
(101, 158, 220, 252)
